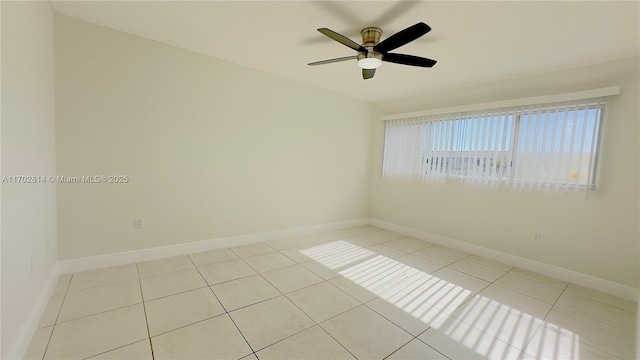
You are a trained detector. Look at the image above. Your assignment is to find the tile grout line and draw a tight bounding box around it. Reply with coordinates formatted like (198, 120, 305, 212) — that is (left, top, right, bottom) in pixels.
(450, 264, 548, 357)
(64, 274, 139, 294)
(517, 282, 571, 359)
(314, 322, 360, 360)
(554, 303, 637, 336)
(464, 256, 515, 272)
(277, 247, 311, 264)
(45, 279, 149, 326)
(144, 313, 227, 339)
(523, 284, 633, 358)
(486, 270, 559, 304)
(203, 262, 340, 313)
(80, 339, 149, 359)
(445, 256, 510, 282)
(137, 284, 209, 303)
(186, 254, 258, 359)
(40, 273, 74, 360)
(408, 263, 524, 358)
(237, 246, 317, 354)
(311, 284, 420, 359)
(135, 263, 156, 360)
(562, 283, 636, 312)
(51, 302, 145, 327)
(346, 300, 419, 358)
(561, 286, 638, 313)
(254, 289, 361, 358)
(430, 267, 553, 358)
(442, 263, 494, 282)
(138, 265, 197, 279)
(362, 295, 444, 338)
(267, 237, 455, 359)
(237, 245, 360, 358)
(381, 337, 434, 360)
(274, 239, 452, 347)
(504, 267, 568, 289)
(415, 312, 518, 360)
(412, 331, 454, 360)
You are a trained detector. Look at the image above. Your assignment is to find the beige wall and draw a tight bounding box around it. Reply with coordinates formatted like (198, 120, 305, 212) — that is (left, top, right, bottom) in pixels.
(55, 15, 372, 260)
(1, 2, 58, 357)
(371, 57, 640, 288)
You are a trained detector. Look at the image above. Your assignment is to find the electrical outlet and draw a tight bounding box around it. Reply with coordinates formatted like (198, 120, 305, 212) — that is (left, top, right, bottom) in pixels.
(532, 233, 541, 242)
(134, 217, 144, 229)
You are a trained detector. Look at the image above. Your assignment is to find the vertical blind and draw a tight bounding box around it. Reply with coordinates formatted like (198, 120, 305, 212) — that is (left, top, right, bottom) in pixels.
(382, 98, 605, 191)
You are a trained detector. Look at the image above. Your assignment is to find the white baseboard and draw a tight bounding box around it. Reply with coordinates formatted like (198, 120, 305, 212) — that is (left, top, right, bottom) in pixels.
(59, 218, 369, 274)
(8, 263, 60, 360)
(57, 216, 638, 302)
(369, 218, 640, 302)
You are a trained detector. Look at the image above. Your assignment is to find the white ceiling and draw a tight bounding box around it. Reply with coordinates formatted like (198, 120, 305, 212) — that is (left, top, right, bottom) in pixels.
(51, 1, 639, 104)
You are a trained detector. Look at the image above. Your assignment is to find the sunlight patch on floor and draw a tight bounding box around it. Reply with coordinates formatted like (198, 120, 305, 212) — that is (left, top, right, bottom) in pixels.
(300, 240, 374, 269)
(298, 239, 580, 360)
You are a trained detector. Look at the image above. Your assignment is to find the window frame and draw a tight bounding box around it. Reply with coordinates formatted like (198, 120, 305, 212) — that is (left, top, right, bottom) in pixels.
(381, 98, 607, 190)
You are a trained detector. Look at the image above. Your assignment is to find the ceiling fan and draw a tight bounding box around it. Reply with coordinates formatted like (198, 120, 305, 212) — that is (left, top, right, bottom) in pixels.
(308, 22, 437, 80)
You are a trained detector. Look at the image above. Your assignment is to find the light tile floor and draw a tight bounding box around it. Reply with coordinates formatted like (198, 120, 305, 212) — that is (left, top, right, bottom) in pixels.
(26, 226, 636, 359)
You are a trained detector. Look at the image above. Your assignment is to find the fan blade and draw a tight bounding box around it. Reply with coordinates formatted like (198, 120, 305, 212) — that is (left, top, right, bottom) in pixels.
(308, 56, 357, 66)
(383, 53, 437, 67)
(318, 28, 365, 52)
(374, 22, 431, 53)
(363, 68, 376, 79)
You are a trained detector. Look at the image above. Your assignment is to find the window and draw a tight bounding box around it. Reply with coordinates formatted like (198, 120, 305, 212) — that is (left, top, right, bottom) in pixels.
(382, 98, 605, 190)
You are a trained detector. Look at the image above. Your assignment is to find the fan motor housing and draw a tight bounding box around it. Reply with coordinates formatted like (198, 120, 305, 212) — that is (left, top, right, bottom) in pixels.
(360, 27, 382, 46)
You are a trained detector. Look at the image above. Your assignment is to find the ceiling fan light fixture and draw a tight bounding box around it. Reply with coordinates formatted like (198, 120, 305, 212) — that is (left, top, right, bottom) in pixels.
(357, 52, 382, 69)
(309, 23, 436, 79)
